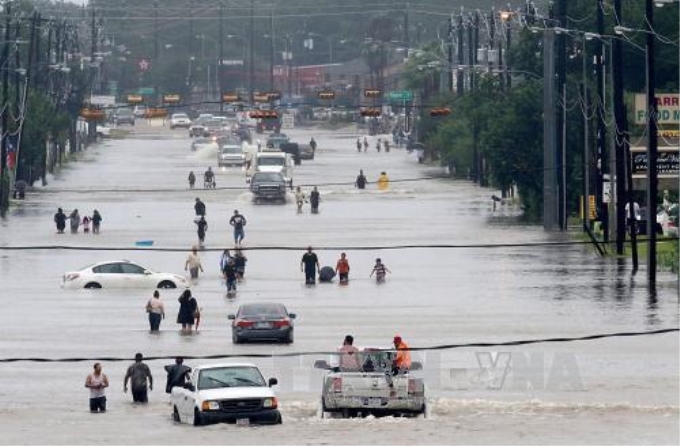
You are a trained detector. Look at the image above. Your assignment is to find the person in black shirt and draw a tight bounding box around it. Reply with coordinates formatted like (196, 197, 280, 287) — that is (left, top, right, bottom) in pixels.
(196, 216, 208, 245)
(229, 210, 247, 246)
(194, 198, 206, 217)
(310, 186, 320, 213)
(355, 170, 367, 189)
(300, 246, 320, 285)
(54, 208, 67, 234)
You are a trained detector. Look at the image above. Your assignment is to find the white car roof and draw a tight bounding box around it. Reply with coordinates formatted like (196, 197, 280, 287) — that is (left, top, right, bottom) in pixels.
(194, 363, 258, 371)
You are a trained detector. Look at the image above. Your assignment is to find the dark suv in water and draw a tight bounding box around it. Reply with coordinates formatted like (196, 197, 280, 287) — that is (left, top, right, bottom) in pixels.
(250, 172, 287, 203)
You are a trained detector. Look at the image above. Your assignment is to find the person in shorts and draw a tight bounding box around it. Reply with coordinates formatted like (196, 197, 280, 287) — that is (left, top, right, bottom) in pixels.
(229, 210, 247, 246)
(335, 252, 350, 284)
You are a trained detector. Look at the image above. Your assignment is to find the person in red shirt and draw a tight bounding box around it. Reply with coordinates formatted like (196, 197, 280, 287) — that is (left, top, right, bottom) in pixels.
(335, 252, 350, 284)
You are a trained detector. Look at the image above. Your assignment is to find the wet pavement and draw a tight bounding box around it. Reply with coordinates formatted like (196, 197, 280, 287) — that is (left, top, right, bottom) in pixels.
(0, 121, 677, 444)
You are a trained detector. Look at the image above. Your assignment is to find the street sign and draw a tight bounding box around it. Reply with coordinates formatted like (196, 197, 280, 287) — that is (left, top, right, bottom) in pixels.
(163, 94, 181, 104)
(222, 92, 240, 102)
(221, 59, 244, 66)
(138, 87, 155, 95)
(364, 88, 381, 98)
(388, 90, 413, 102)
(318, 91, 335, 100)
(126, 94, 144, 104)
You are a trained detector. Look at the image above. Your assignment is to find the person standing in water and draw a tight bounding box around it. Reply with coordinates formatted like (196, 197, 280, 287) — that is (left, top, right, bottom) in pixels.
(54, 208, 67, 234)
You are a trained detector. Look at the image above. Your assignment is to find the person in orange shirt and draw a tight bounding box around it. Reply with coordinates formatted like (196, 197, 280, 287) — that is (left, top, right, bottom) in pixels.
(392, 335, 411, 374)
(335, 252, 350, 284)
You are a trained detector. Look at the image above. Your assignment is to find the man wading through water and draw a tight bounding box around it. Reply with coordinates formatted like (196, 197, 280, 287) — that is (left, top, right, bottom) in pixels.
(124, 352, 153, 403)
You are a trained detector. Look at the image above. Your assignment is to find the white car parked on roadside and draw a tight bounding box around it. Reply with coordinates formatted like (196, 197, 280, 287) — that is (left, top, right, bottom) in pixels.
(171, 363, 282, 426)
(62, 260, 189, 290)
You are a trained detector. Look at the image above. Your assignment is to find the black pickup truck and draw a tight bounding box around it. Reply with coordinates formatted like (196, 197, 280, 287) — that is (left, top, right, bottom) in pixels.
(250, 172, 287, 203)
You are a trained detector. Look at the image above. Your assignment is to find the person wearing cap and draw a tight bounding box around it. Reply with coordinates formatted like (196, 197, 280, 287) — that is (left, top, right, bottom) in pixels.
(392, 336, 411, 374)
(124, 353, 153, 403)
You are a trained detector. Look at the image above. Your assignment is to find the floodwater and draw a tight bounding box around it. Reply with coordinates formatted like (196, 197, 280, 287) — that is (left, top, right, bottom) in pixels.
(0, 121, 678, 445)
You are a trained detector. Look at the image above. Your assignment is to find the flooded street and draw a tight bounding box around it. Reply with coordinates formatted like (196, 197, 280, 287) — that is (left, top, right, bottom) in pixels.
(0, 123, 678, 444)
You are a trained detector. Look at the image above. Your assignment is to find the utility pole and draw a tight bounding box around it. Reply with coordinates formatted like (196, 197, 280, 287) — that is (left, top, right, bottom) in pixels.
(269, 8, 274, 91)
(447, 15, 453, 92)
(13, 18, 21, 117)
(189, 0, 194, 55)
(219, 1, 224, 114)
(645, 0, 658, 288)
(153, 0, 159, 60)
(248, 0, 254, 99)
(505, 17, 511, 89)
(556, 0, 567, 230)
(612, 0, 633, 260)
(542, 28, 559, 230)
(89, 7, 97, 141)
(403, 3, 409, 50)
(467, 14, 474, 90)
(0, 3, 11, 217)
(595, 0, 608, 240)
(456, 13, 464, 94)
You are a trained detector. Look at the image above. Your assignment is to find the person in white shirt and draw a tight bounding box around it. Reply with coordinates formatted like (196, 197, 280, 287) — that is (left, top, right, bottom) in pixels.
(185, 246, 204, 280)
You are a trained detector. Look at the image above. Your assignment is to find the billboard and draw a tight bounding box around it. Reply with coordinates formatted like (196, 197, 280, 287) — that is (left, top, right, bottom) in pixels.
(634, 93, 680, 125)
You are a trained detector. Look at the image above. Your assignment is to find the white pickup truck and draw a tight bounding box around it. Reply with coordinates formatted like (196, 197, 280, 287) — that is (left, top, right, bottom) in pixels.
(171, 363, 282, 425)
(315, 348, 426, 418)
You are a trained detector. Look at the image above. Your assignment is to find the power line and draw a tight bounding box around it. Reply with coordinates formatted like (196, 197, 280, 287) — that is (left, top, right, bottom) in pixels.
(0, 328, 676, 363)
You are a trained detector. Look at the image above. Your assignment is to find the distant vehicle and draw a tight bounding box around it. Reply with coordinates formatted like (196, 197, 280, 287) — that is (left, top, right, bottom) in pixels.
(189, 116, 215, 137)
(256, 113, 281, 134)
(218, 139, 246, 167)
(62, 260, 189, 290)
(96, 124, 112, 139)
(171, 363, 282, 425)
(114, 108, 135, 126)
(315, 348, 426, 418)
(132, 105, 147, 118)
(170, 113, 191, 129)
(249, 171, 287, 202)
(191, 137, 218, 152)
(247, 151, 294, 187)
(204, 119, 227, 137)
(298, 143, 315, 160)
(228, 303, 296, 343)
(265, 133, 289, 150)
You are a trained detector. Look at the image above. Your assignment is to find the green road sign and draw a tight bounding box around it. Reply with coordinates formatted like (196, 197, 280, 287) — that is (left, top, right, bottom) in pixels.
(138, 87, 155, 95)
(388, 90, 413, 102)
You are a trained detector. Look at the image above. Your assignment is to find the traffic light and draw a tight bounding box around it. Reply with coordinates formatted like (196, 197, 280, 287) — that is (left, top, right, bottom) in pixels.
(364, 88, 381, 98)
(359, 108, 381, 117)
(318, 91, 336, 100)
(429, 107, 452, 117)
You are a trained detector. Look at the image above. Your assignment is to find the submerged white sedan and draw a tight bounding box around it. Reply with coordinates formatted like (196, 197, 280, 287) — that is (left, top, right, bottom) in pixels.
(62, 260, 188, 290)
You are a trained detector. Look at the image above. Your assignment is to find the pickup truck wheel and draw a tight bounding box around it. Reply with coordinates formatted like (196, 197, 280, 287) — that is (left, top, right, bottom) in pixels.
(193, 409, 203, 426)
(172, 406, 180, 422)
